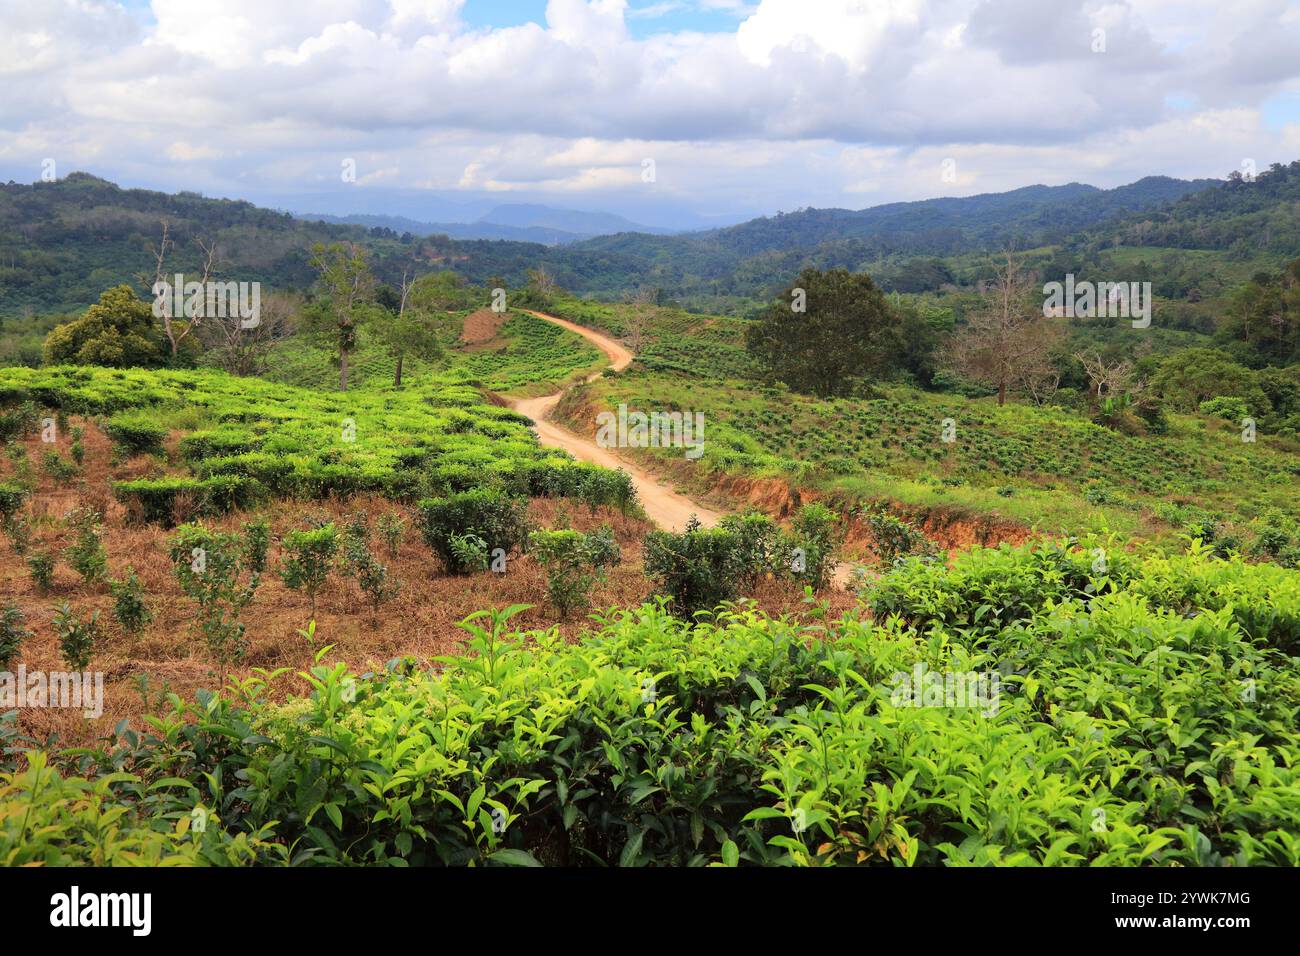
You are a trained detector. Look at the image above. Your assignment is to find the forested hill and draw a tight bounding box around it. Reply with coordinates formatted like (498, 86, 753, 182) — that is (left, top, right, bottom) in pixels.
(1073, 159, 1300, 257)
(4, 164, 1297, 318)
(684, 176, 1218, 258)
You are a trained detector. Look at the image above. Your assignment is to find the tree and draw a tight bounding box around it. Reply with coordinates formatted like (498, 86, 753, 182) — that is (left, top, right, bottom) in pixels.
(208, 289, 298, 377)
(305, 242, 376, 391)
(745, 267, 903, 398)
(43, 285, 165, 367)
(140, 221, 217, 364)
(945, 250, 1062, 405)
(373, 274, 445, 387)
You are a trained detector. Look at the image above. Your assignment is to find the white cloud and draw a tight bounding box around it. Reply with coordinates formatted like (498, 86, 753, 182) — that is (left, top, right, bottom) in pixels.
(0, 0, 1296, 220)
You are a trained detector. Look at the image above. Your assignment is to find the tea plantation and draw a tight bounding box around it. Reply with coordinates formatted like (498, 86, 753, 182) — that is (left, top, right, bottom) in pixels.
(4, 542, 1298, 866)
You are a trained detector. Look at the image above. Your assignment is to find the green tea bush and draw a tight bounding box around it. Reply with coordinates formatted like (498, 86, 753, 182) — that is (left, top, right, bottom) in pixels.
(103, 412, 167, 456)
(417, 490, 529, 574)
(0, 401, 39, 443)
(40, 449, 79, 484)
(0, 604, 29, 670)
(68, 546, 1300, 867)
(529, 525, 621, 618)
(644, 517, 746, 616)
(110, 570, 152, 637)
(278, 524, 340, 617)
(64, 508, 108, 586)
(862, 506, 931, 566)
(787, 502, 842, 590)
(169, 523, 265, 664)
(113, 476, 264, 527)
(52, 602, 98, 670)
(717, 510, 783, 588)
(27, 551, 55, 593)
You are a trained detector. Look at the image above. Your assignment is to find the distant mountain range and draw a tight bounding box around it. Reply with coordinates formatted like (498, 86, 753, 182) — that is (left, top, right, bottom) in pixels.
(7, 163, 1299, 318)
(297, 204, 675, 245)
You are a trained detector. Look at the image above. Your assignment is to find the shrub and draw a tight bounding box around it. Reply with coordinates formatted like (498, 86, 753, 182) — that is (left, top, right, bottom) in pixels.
(110, 570, 152, 637)
(169, 523, 265, 665)
(529, 525, 621, 618)
(52, 602, 98, 670)
(417, 490, 529, 574)
(377, 513, 405, 558)
(112, 476, 263, 527)
(643, 517, 745, 616)
(40, 449, 79, 484)
(0, 483, 29, 524)
(103, 412, 167, 457)
(717, 510, 783, 588)
(64, 508, 108, 586)
(862, 506, 931, 566)
(0, 401, 39, 443)
(340, 514, 400, 617)
(278, 524, 340, 616)
(69, 425, 84, 466)
(787, 502, 842, 590)
(1199, 395, 1251, 422)
(0, 604, 30, 670)
(27, 551, 55, 593)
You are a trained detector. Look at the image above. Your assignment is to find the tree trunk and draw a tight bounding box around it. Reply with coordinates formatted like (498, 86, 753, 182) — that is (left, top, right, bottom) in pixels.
(998, 380, 1006, 406)
(394, 354, 403, 388)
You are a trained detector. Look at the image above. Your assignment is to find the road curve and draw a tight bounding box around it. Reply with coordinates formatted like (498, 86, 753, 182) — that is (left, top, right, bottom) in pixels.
(509, 309, 722, 533)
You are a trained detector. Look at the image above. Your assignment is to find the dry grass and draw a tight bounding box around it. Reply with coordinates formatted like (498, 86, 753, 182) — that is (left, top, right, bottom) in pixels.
(1, 418, 857, 750)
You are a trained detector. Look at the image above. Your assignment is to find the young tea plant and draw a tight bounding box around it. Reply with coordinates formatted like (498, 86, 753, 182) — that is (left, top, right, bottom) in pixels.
(0, 604, 30, 670)
(279, 523, 340, 617)
(529, 525, 621, 618)
(110, 569, 153, 638)
(377, 513, 405, 559)
(64, 507, 108, 586)
(340, 513, 400, 619)
(52, 602, 99, 671)
(27, 551, 55, 594)
(170, 523, 265, 667)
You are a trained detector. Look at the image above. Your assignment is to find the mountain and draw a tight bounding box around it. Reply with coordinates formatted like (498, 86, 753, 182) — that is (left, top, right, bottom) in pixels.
(3, 166, 1293, 319)
(476, 203, 671, 237)
(296, 212, 589, 245)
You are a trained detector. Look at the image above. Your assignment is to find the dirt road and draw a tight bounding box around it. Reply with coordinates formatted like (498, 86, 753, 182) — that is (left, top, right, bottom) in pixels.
(510, 310, 722, 533)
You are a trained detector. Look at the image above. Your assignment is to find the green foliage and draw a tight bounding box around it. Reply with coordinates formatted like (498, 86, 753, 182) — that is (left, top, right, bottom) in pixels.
(33, 542, 1298, 866)
(112, 476, 264, 527)
(717, 510, 784, 589)
(377, 513, 405, 559)
(0, 604, 30, 670)
(63, 508, 108, 585)
(169, 523, 265, 664)
(1199, 395, 1251, 421)
(0, 402, 39, 443)
(104, 412, 167, 456)
(529, 525, 621, 618)
(42, 285, 165, 368)
(643, 517, 746, 616)
(417, 490, 529, 574)
(787, 502, 842, 590)
(746, 268, 903, 397)
(40, 449, 79, 484)
(110, 570, 153, 637)
(278, 524, 340, 616)
(27, 551, 55, 593)
(863, 506, 932, 566)
(52, 602, 98, 671)
(340, 513, 400, 617)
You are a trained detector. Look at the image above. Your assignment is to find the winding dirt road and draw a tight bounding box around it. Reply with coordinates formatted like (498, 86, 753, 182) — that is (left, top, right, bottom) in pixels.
(508, 310, 722, 533)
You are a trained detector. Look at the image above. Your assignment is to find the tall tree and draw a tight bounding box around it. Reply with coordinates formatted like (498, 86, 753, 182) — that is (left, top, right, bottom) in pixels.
(373, 273, 446, 387)
(945, 250, 1062, 406)
(43, 285, 165, 368)
(745, 268, 902, 398)
(305, 242, 376, 391)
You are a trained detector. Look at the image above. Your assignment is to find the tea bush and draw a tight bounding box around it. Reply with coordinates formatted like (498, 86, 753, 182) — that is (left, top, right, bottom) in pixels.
(417, 490, 529, 574)
(103, 411, 168, 456)
(529, 526, 621, 618)
(643, 517, 747, 616)
(16, 542, 1292, 867)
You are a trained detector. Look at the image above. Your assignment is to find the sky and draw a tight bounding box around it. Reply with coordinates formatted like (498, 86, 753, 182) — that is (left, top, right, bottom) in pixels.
(3, 0, 1299, 229)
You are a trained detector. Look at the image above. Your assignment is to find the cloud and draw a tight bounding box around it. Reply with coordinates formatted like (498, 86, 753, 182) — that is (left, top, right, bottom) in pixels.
(0, 0, 1296, 220)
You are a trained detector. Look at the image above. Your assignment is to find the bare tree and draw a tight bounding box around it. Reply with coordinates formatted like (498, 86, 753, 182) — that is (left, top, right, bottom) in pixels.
(1075, 350, 1141, 403)
(621, 286, 657, 353)
(140, 221, 218, 362)
(207, 290, 298, 377)
(946, 249, 1062, 405)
